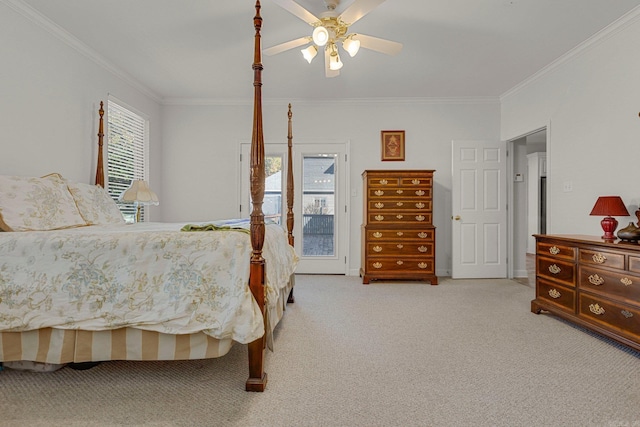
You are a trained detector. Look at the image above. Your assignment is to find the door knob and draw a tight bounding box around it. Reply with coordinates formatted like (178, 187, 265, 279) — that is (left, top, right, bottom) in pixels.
(453, 215, 461, 221)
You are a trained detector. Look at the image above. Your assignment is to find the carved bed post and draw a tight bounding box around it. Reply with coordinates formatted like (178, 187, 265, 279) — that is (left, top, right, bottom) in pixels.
(95, 101, 105, 188)
(246, 0, 268, 392)
(286, 103, 295, 304)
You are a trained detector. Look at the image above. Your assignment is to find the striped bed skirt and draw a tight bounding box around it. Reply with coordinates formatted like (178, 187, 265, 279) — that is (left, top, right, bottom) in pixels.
(0, 328, 234, 364)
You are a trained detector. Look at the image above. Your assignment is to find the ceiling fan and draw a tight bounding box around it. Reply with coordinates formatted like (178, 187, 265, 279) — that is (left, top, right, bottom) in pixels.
(265, 0, 403, 78)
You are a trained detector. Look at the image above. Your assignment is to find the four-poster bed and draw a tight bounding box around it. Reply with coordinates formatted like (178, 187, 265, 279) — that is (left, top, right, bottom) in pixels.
(0, 1, 291, 392)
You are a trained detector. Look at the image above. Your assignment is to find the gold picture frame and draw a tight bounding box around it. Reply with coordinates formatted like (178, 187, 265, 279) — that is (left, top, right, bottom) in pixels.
(381, 130, 405, 161)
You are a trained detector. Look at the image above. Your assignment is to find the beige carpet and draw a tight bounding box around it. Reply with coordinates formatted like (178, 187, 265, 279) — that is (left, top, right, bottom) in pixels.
(1, 275, 639, 427)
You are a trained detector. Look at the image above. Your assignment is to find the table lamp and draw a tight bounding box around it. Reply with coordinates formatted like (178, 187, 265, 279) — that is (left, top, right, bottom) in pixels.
(119, 180, 159, 222)
(589, 196, 629, 240)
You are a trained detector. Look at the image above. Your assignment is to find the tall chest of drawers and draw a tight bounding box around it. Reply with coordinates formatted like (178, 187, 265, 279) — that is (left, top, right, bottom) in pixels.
(532, 234, 640, 351)
(360, 170, 438, 285)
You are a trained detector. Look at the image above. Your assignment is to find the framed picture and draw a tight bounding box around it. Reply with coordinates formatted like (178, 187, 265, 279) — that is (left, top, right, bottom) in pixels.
(381, 130, 405, 161)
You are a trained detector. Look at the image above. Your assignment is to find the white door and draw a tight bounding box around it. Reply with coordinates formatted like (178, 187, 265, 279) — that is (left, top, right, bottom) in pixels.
(451, 140, 507, 278)
(240, 142, 349, 274)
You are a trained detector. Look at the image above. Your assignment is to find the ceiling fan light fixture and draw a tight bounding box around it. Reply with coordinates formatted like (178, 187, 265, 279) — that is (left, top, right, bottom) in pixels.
(301, 45, 318, 63)
(343, 36, 360, 57)
(328, 45, 343, 71)
(312, 26, 329, 46)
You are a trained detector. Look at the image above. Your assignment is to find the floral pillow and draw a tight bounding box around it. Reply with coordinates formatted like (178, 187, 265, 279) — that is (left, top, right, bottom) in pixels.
(66, 181, 125, 225)
(0, 174, 87, 232)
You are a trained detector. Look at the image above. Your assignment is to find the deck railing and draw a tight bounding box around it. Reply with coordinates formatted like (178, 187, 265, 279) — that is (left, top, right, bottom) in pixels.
(302, 214, 334, 235)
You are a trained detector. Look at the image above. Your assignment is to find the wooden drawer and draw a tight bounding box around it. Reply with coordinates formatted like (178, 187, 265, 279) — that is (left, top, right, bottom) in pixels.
(366, 228, 434, 241)
(368, 212, 432, 225)
(578, 293, 640, 343)
(536, 278, 576, 313)
(368, 176, 400, 186)
(365, 258, 435, 274)
(537, 256, 575, 287)
(536, 241, 575, 261)
(579, 248, 625, 271)
(579, 265, 640, 306)
(368, 187, 432, 199)
(368, 200, 432, 212)
(367, 242, 434, 257)
(629, 256, 640, 274)
(400, 177, 432, 187)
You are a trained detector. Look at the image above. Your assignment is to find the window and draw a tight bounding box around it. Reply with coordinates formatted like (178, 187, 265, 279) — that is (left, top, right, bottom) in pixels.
(106, 99, 149, 222)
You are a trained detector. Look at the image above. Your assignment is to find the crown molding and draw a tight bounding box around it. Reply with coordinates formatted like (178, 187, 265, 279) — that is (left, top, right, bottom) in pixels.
(500, 5, 640, 101)
(162, 96, 500, 107)
(2, 0, 162, 103)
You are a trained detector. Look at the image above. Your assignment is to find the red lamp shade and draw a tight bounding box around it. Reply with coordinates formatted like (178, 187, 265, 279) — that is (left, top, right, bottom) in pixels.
(590, 196, 630, 240)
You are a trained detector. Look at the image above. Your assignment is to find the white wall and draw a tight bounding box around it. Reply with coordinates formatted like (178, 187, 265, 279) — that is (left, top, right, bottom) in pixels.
(501, 14, 640, 235)
(0, 2, 163, 219)
(161, 100, 501, 276)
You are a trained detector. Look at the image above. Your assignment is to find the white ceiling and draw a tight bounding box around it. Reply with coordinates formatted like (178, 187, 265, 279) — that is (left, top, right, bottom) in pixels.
(17, 0, 640, 101)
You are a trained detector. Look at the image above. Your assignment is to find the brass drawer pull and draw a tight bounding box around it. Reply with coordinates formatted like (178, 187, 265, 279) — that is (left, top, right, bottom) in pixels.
(373, 246, 383, 252)
(621, 310, 634, 319)
(375, 215, 384, 221)
(417, 262, 428, 269)
(373, 232, 383, 238)
(549, 246, 560, 255)
(588, 274, 604, 286)
(592, 253, 607, 264)
(397, 232, 404, 237)
(396, 214, 404, 219)
(416, 215, 425, 222)
(415, 190, 425, 196)
(373, 262, 383, 269)
(418, 232, 428, 238)
(396, 202, 404, 206)
(620, 277, 633, 286)
(396, 190, 404, 194)
(375, 190, 384, 196)
(412, 179, 421, 184)
(418, 246, 429, 253)
(379, 179, 388, 185)
(375, 202, 384, 209)
(548, 264, 561, 274)
(589, 303, 605, 315)
(415, 202, 425, 209)
(396, 260, 404, 265)
(548, 289, 561, 299)
(397, 244, 404, 249)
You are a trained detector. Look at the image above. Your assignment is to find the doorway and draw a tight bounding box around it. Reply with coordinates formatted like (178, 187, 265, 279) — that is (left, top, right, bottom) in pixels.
(508, 127, 547, 281)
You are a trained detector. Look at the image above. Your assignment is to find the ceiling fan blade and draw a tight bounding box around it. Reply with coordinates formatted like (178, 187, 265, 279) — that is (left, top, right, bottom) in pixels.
(324, 48, 340, 78)
(264, 37, 311, 56)
(339, 0, 386, 25)
(272, 0, 320, 25)
(354, 34, 402, 56)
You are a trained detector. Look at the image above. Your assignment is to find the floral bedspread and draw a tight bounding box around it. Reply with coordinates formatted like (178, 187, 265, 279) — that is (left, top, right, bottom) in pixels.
(0, 220, 297, 344)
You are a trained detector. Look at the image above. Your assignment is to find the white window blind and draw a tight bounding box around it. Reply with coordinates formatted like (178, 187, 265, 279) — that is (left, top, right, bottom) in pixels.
(107, 100, 148, 222)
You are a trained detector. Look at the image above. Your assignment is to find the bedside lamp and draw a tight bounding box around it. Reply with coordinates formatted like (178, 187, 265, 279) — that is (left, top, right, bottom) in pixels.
(589, 196, 629, 240)
(119, 180, 159, 223)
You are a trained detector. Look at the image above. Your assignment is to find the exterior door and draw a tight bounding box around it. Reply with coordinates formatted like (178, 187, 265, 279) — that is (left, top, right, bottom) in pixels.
(451, 140, 507, 278)
(240, 142, 348, 274)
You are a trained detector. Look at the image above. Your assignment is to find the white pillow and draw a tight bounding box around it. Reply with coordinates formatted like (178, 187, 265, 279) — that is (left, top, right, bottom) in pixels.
(67, 181, 125, 225)
(0, 174, 87, 232)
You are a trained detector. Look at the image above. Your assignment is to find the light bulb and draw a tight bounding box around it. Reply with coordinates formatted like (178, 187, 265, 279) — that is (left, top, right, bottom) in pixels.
(312, 26, 329, 46)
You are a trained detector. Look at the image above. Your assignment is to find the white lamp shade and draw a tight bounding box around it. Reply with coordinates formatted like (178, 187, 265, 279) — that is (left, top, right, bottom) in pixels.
(119, 180, 159, 205)
(329, 48, 343, 71)
(343, 37, 360, 57)
(312, 26, 329, 46)
(301, 45, 318, 63)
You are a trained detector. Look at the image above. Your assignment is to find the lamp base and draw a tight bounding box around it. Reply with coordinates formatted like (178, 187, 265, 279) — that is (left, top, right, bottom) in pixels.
(600, 215, 618, 240)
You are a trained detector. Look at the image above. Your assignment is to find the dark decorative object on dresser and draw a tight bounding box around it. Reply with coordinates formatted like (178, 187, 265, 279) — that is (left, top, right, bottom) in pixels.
(360, 170, 437, 285)
(531, 234, 640, 352)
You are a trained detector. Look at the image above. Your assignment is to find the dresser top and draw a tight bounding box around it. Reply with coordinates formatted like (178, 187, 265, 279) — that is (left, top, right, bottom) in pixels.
(362, 170, 435, 176)
(535, 234, 640, 251)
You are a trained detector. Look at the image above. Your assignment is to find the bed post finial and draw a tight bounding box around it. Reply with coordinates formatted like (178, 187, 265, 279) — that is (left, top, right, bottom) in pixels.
(246, 0, 268, 393)
(95, 101, 105, 188)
